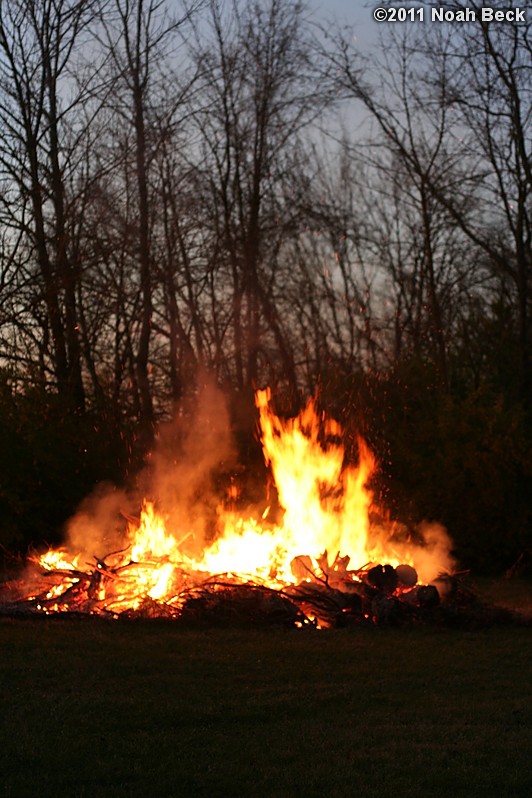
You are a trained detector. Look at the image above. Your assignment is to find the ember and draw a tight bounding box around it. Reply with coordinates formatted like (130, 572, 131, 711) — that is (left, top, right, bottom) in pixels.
(1, 388, 465, 627)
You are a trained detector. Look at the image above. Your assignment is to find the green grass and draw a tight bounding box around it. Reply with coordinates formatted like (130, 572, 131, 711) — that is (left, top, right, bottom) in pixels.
(0, 619, 531, 798)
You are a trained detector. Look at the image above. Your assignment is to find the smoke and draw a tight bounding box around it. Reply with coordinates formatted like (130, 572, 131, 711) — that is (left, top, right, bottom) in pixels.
(367, 517, 456, 585)
(142, 375, 236, 553)
(411, 521, 456, 585)
(65, 376, 236, 559)
(65, 483, 131, 559)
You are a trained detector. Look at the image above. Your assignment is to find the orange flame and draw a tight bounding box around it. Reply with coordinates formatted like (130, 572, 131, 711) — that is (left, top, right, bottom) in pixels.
(32, 388, 453, 613)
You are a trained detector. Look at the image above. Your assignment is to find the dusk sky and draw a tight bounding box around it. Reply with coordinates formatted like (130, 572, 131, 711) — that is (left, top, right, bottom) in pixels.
(309, 0, 380, 49)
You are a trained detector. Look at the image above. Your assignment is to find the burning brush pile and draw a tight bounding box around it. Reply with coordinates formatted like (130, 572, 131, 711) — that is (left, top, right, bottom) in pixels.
(0, 388, 520, 628)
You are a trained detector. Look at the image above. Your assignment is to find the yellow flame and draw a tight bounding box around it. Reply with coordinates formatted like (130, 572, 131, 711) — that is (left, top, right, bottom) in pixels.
(254, 388, 374, 569)
(130, 501, 176, 562)
(40, 549, 82, 571)
(32, 388, 453, 612)
(147, 562, 175, 600)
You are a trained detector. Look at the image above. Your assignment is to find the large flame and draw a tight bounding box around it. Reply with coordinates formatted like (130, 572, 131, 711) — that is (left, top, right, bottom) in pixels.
(28, 388, 453, 616)
(198, 389, 376, 584)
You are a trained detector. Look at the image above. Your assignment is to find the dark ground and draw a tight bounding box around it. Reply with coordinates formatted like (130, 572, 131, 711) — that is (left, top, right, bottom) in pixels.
(0, 579, 531, 798)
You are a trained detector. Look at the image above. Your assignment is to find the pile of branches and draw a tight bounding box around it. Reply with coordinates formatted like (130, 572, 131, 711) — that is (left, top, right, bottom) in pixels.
(0, 552, 527, 629)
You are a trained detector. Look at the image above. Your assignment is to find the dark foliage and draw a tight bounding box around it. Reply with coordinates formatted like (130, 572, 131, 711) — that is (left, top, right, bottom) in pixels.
(0, 374, 132, 554)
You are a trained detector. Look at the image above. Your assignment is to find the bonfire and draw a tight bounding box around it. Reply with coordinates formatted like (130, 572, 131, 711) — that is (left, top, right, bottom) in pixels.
(2, 387, 509, 628)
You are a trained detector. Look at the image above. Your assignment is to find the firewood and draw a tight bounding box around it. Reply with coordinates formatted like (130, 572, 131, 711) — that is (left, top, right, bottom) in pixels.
(366, 564, 398, 594)
(395, 564, 418, 588)
(1, 548, 528, 629)
(416, 585, 440, 608)
(370, 593, 408, 625)
(401, 584, 440, 609)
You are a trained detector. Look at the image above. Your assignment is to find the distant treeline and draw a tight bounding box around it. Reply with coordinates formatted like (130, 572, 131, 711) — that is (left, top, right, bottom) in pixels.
(0, 0, 530, 570)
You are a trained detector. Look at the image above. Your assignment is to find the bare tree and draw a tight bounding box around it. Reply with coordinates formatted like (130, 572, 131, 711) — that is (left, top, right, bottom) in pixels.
(188, 0, 329, 398)
(0, 0, 101, 409)
(280, 143, 381, 384)
(327, 26, 474, 389)
(329, 3, 531, 401)
(428, 1, 532, 402)
(93, 0, 200, 433)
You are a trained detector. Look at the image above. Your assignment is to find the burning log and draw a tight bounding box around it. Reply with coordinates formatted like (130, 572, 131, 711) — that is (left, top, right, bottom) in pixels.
(395, 564, 418, 588)
(285, 581, 364, 628)
(365, 564, 398, 594)
(402, 584, 440, 609)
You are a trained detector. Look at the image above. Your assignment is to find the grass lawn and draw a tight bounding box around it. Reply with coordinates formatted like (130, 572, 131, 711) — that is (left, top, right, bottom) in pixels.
(1, 603, 531, 798)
